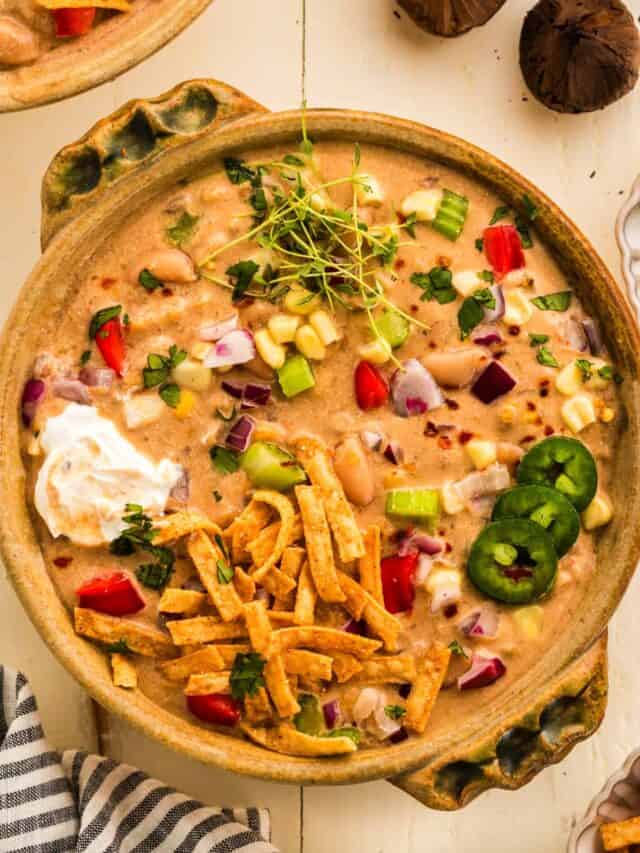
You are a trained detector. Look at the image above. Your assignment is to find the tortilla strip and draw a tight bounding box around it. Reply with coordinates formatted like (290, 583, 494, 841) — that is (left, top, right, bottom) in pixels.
(210, 643, 250, 667)
(358, 525, 383, 605)
(274, 626, 381, 658)
(264, 653, 300, 718)
(233, 567, 256, 603)
(405, 644, 451, 734)
(75, 608, 174, 658)
(261, 568, 296, 600)
(268, 611, 298, 626)
(111, 653, 137, 689)
(294, 561, 317, 626)
(153, 511, 221, 545)
(294, 437, 365, 562)
(338, 572, 401, 652)
(249, 491, 297, 582)
(601, 817, 640, 850)
(332, 653, 363, 683)
(357, 655, 417, 684)
(167, 616, 247, 646)
(187, 530, 244, 622)
(284, 649, 333, 681)
(243, 600, 273, 655)
(244, 687, 274, 725)
(227, 501, 272, 563)
(274, 546, 306, 610)
(241, 723, 357, 757)
(185, 671, 231, 696)
(158, 587, 205, 616)
(247, 516, 304, 567)
(159, 646, 225, 682)
(295, 486, 345, 603)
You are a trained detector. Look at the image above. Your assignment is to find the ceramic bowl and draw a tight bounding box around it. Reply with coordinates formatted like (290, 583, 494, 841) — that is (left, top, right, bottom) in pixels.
(1, 79, 639, 809)
(0, 0, 212, 112)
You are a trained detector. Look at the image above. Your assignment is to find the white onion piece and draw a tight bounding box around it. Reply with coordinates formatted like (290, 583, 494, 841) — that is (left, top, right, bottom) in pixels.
(469, 494, 497, 517)
(483, 285, 505, 323)
(79, 367, 115, 388)
(203, 329, 255, 368)
(373, 703, 402, 739)
(169, 468, 190, 504)
(452, 463, 510, 506)
(352, 687, 384, 725)
(52, 378, 90, 405)
(199, 314, 239, 342)
(391, 359, 444, 417)
(459, 607, 500, 640)
(564, 318, 589, 352)
(361, 430, 384, 451)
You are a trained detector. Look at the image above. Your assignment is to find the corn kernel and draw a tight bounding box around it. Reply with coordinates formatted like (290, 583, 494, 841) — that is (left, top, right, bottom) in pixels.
(254, 328, 287, 369)
(268, 313, 300, 344)
(503, 289, 534, 326)
(452, 270, 481, 298)
(561, 394, 596, 434)
(283, 284, 322, 315)
(512, 606, 544, 640)
(400, 188, 443, 222)
(555, 362, 583, 396)
(498, 403, 518, 425)
(190, 341, 211, 361)
(465, 439, 497, 470)
(174, 389, 197, 419)
(295, 324, 326, 360)
(356, 173, 385, 207)
(441, 482, 464, 515)
(425, 569, 462, 594)
(358, 338, 392, 365)
(503, 268, 534, 287)
(600, 406, 615, 423)
(310, 310, 340, 345)
(171, 359, 212, 392)
(582, 492, 613, 530)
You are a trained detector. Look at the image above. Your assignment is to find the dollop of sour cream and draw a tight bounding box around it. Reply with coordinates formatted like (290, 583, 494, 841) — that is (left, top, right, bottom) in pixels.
(35, 404, 183, 547)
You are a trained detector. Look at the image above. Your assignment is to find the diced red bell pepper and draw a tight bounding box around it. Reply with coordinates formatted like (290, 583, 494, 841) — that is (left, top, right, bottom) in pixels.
(95, 318, 125, 376)
(53, 8, 97, 37)
(354, 361, 389, 410)
(381, 552, 419, 614)
(76, 572, 145, 616)
(187, 693, 241, 726)
(483, 224, 525, 278)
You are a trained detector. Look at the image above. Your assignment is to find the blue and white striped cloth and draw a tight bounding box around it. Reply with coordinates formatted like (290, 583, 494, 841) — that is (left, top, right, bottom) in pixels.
(0, 667, 278, 853)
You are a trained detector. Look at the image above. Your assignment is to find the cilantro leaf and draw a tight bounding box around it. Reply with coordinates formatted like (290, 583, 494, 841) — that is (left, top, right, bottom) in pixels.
(472, 287, 496, 309)
(226, 260, 259, 302)
(531, 292, 572, 312)
(110, 507, 175, 589)
(283, 154, 306, 167)
(224, 157, 256, 185)
(325, 726, 361, 746)
(490, 205, 510, 225)
(528, 333, 549, 347)
(136, 561, 173, 590)
(458, 296, 485, 340)
(89, 305, 121, 340)
(522, 193, 539, 220)
(478, 270, 495, 283)
(105, 639, 131, 655)
(210, 445, 240, 475)
(139, 268, 164, 292)
(159, 383, 181, 408)
(167, 211, 199, 246)
(385, 705, 406, 721)
(598, 365, 614, 381)
(403, 212, 418, 239)
(143, 346, 187, 389)
(411, 267, 456, 305)
(475, 238, 484, 252)
(448, 640, 468, 658)
(216, 559, 234, 585)
(80, 349, 91, 366)
(230, 652, 266, 699)
(575, 358, 593, 380)
(537, 346, 559, 368)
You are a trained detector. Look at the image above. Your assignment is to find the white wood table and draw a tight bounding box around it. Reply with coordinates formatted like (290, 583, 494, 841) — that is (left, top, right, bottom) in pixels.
(2, 1, 640, 849)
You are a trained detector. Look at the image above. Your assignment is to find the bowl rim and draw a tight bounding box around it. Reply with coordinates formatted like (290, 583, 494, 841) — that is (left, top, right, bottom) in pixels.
(2, 106, 640, 785)
(0, 0, 213, 112)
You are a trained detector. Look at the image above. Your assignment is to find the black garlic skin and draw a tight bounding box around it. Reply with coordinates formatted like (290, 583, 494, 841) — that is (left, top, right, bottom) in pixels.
(398, 0, 507, 38)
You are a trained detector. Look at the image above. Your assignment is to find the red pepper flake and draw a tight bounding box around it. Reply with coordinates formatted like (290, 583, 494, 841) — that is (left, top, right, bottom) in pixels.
(162, 288, 173, 298)
(508, 325, 520, 336)
(410, 305, 419, 313)
(100, 277, 116, 290)
(53, 556, 73, 568)
(445, 398, 460, 410)
(425, 421, 438, 437)
(540, 387, 549, 398)
(236, 296, 255, 309)
(539, 378, 550, 387)
(520, 434, 536, 444)
(394, 259, 406, 270)
(437, 256, 452, 267)
(445, 542, 453, 554)
(444, 603, 458, 619)
(493, 350, 507, 360)
(428, 340, 437, 348)
(544, 425, 554, 436)
(438, 529, 446, 536)
(458, 430, 473, 445)
(438, 435, 452, 450)
(526, 401, 536, 411)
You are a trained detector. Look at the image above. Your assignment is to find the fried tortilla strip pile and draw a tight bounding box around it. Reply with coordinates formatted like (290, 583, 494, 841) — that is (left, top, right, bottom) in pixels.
(212, 644, 250, 668)
(274, 626, 381, 658)
(241, 723, 357, 756)
(358, 525, 383, 604)
(273, 546, 305, 610)
(167, 616, 248, 646)
(159, 646, 225, 682)
(293, 561, 317, 625)
(158, 588, 205, 616)
(405, 644, 451, 734)
(75, 608, 174, 657)
(185, 672, 231, 696)
(284, 649, 333, 681)
(264, 654, 300, 717)
(337, 571, 401, 652)
(227, 501, 272, 563)
(295, 485, 345, 603)
(294, 436, 365, 562)
(357, 655, 416, 684)
(243, 600, 273, 655)
(246, 516, 304, 567)
(111, 653, 137, 689)
(153, 511, 221, 545)
(187, 530, 244, 622)
(601, 816, 640, 851)
(332, 653, 363, 683)
(233, 567, 256, 602)
(247, 491, 297, 583)
(244, 687, 274, 725)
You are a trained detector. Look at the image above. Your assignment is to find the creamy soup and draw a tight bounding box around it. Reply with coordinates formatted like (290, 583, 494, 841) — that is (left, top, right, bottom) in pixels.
(20, 140, 621, 756)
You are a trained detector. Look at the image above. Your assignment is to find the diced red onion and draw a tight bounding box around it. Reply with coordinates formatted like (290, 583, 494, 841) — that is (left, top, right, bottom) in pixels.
(225, 415, 255, 452)
(483, 285, 505, 323)
(52, 378, 90, 405)
(391, 359, 444, 417)
(565, 318, 589, 352)
(471, 360, 516, 404)
(21, 378, 45, 427)
(199, 314, 239, 341)
(583, 318, 603, 355)
(458, 654, 506, 690)
(343, 618, 367, 635)
(398, 531, 443, 557)
(222, 380, 272, 409)
(383, 441, 404, 465)
(79, 367, 115, 388)
(203, 329, 255, 368)
(473, 329, 503, 347)
(322, 699, 340, 729)
(169, 468, 190, 504)
(452, 464, 511, 505)
(459, 606, 499, 640)
(389, 727, 409, 744)
(361, 430, 383, 451)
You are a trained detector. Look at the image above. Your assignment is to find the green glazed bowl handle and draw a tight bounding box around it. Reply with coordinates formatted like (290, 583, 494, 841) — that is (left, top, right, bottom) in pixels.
(40, 78, 267, 250)
(391, 633, 608, 810)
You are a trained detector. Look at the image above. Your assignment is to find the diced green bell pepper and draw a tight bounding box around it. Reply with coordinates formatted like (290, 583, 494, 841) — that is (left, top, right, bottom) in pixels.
(277, 354, 316, 398)
(385, 488, 440, 522)
(377, 309, 409, 349)
(240, 441, 307, 491)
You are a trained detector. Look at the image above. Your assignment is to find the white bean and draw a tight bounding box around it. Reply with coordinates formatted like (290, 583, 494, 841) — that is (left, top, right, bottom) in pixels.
(130, 248, 197, 285)
(423, 348, 489, 389)
(334, 436, 375, 507)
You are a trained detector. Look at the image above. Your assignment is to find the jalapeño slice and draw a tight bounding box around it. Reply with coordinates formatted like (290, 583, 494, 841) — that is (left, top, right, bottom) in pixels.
(467, 518, 558, 604)
(516, 436, 597, 512)
(491, 485, 580, 557)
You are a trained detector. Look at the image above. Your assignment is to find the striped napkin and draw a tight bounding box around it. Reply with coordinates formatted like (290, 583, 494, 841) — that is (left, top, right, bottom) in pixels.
(0, 667, 279, 853)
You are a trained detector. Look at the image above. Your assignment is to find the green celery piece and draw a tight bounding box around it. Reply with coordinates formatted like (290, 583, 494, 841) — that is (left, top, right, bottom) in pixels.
(385, 489, 440, 521)
(240, 441, 307, 491)
(433, 189, 469, 241)
(376, 310, 409, 349)
(277, 354, 316, 398)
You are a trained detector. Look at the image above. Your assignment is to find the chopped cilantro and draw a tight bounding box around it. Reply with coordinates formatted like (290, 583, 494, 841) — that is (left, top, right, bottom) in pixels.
(166, 211, 199, 246)
(403, 212, 418, 239)
(385, 705, 406, 721)
(458, 295, 486, 340)
(478, 270, 495, 283)
(216, 559, 234, 585)
(515, 215, 533, 249)
(537, 346, 559, 368)
(522, 193, 539, 220)
(139, 268, 164, 292)
(490, 205, 510, 225)
(210, 445, 240, 475)
(575, 359, 593, 381)
(448, 640, 467, 658)
(226, 260, 260, 302)
(528, 333, 549, 347)
(142, 345, 187, 389)
(110, 506, 174, 589)
(89, 305, 121, 340)
(230, 652, 265, 699)
(475, 238, 484, 252)
(80, 349, 91, 366)
(325, 726, 361, 746)
(224, 157, 256, 185)
(598, 365, 617, 382)
(531, 292, 572, 312)
(105, 639, 131, 655)
(136, 561, 173, 590)
(471, 287, 496, 309)
(372, 233, 398, 266)
(159, 383, 181, 409)
(283, 154, 306, 167)
(411, 267, 457, 305)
